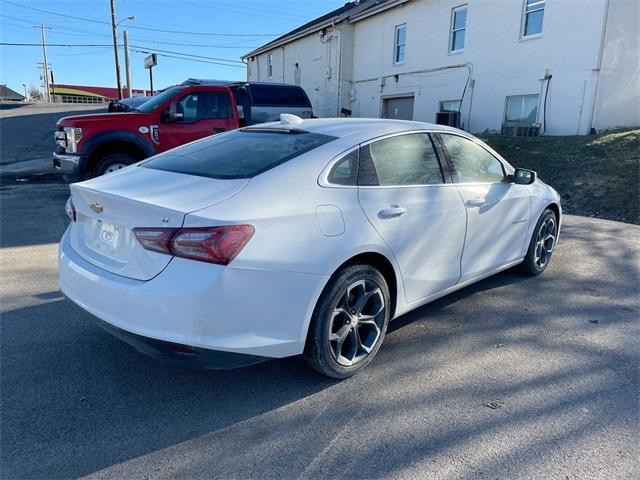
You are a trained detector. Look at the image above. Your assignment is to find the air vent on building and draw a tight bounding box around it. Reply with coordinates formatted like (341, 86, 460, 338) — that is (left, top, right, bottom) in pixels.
(435, 112, 461, 128)
(501, 124, 540, 137)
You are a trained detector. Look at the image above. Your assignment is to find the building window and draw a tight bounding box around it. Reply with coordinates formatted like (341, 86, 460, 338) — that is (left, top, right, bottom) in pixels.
(505, 94, 539, 124)
(450, 5, 467, 52)
(394, 24, 406, 64)
(440, 99, 462, 113)
(522, 0, 545, 37)
(267, 53, 273, 78)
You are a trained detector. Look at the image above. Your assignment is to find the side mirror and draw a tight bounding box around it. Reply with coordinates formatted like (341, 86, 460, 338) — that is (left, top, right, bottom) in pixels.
(163, 102, 184, 123)
(513, 168, 537, 185)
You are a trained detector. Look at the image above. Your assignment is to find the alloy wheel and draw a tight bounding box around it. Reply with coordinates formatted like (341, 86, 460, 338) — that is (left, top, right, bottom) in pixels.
(329, 279, 386, 367)
(534, 216, 556, 269)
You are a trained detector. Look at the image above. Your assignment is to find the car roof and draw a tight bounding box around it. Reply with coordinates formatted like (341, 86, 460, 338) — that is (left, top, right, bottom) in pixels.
(181, 78, 304, 88)
(245, 117, 468, 144)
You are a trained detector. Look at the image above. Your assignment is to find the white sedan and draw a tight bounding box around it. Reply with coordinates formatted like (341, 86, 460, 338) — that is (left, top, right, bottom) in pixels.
(59, 116, 561, 378)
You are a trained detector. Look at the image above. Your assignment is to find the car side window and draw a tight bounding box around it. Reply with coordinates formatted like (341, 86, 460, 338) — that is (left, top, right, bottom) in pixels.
(328, 149, 359, 186)
(176, 91, 233, 123)
(440, 134, 505, 183)
(358, 133, 444, 186)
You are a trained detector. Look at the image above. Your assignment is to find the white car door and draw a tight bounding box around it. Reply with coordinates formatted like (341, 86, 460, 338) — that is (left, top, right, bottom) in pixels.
(356, 132, 467, 303)
(437, 133, 532, 283)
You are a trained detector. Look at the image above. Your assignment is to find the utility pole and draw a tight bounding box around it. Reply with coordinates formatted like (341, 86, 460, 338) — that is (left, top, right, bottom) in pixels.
(109, 0, 123, 99)
(34, 24, 51, 102)
(36, 63, 52, 101)
(123, 30, 132, 98)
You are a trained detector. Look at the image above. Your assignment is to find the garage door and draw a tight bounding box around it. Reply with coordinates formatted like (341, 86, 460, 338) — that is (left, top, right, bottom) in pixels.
(382, 96, 414, 120)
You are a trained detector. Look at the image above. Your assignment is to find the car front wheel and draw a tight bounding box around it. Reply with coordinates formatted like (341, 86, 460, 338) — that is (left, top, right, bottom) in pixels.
(304, 264, 390, 379)
(522, 208, 557, 275)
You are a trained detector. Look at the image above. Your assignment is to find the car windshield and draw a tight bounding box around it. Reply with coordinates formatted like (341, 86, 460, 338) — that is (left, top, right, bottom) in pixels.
(141, 129, 336, 179)
(135, 86, 183, 113)
(128, 96, 150, 107)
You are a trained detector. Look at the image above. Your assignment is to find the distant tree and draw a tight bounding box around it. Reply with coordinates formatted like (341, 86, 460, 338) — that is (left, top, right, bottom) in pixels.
(28, 86, 43, 102)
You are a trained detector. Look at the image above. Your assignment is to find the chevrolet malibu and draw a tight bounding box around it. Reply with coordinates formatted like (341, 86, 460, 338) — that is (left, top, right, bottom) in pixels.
(59, 116, 561, 378)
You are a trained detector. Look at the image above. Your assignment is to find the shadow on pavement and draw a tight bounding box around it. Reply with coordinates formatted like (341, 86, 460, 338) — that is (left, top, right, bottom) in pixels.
(0, 180, 70, 248)
(1, 215, 638, 478)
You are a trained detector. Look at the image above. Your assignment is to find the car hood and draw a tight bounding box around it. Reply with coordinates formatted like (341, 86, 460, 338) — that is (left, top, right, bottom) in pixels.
(57, 111, 154, 127)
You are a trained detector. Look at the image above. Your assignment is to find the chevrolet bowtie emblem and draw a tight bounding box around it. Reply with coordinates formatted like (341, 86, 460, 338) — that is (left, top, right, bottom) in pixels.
(90, 202, 103, 214)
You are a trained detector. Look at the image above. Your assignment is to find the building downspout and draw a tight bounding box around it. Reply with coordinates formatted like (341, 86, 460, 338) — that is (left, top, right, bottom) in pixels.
(242, 58, 248, 82)
(336, 19, 342, 117)
(467, 78, 475, 132)
(577, 80, 588, 135)
(588, 0, 611, 134)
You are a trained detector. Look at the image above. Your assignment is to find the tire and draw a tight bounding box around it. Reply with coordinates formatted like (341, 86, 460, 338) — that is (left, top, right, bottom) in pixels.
(303, 264, 391, 379)
(521, 208, 558, 276)
(93, 153, 137, 177)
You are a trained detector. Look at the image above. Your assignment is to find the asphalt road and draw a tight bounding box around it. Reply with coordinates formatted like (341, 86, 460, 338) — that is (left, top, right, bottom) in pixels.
(0, 104, 103, 175)
(1, 177, 639, 480)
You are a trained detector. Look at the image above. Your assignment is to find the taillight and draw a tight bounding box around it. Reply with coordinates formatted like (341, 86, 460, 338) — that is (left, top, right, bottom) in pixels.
(132, 227, 174, 254)
(65, 196, 76, 222)
(133, 225, 254, 265)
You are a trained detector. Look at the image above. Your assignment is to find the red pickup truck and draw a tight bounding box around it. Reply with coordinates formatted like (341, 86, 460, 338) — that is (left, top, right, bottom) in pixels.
(53, 81, 313, 181)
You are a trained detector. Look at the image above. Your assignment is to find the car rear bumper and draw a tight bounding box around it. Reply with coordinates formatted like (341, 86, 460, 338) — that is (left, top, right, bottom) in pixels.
(91, 315, 267, 369)
(53, 152, 85, 182)
(58, 226, 328, 362)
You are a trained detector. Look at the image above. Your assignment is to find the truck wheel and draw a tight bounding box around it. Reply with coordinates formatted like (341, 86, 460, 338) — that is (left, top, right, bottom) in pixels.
(94, 154, 136, 176)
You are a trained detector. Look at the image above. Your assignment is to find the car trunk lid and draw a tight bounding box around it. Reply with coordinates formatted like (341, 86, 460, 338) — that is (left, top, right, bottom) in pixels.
(68, 166, 249, 280)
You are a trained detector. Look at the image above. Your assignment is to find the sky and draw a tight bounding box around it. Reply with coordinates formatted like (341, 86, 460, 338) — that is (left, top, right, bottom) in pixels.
(0, 0, 346, 95)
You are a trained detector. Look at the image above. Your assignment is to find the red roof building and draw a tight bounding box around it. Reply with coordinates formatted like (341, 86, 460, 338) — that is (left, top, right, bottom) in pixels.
(50, 84, 149, 103)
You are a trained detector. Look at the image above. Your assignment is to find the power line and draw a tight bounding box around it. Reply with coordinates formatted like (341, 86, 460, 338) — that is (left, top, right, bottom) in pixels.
(0, 42, 246, 67)
(140, 52, 242, 67)
(2, 26, 258, 48)
(1, 42, 118, 47)
(0, 13, 262, 48)
(2, 0, 282, 37)
(1, 41, 245, 63)
(129, 45, 245, 64)
(175, 0, 309, 22)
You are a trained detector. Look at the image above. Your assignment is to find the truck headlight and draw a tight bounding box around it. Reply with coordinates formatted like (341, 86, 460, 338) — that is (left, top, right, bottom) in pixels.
(64, 127, 83, 153)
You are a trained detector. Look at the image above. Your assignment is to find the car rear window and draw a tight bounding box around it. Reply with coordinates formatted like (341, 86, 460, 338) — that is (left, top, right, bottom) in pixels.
(250, 85, 311, 107)
(141, 129, 336, 179)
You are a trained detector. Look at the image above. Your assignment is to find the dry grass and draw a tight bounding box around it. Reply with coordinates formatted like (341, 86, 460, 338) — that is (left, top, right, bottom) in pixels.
(480, 129, 640, 224)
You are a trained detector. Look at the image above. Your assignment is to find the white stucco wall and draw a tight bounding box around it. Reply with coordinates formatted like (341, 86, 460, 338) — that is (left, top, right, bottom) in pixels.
(246, 27, 343, 118)
(246, 0, 639, 135)
(349, 0, 611, 135)
(592, 0, 640, 131)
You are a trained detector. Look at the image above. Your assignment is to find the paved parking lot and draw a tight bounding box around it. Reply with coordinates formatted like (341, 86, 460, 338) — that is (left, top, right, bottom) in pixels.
(0, 175, 638, 479)
(0, 104, 103, 175)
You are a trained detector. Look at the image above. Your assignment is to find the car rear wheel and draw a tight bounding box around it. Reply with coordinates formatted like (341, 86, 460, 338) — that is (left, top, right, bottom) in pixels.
(304, 264, 390, 379)
(94, 153, 136, 176)
(522, 208, 557, 275)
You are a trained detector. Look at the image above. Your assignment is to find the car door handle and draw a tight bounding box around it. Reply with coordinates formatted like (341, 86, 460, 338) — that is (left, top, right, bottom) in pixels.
(466, 197, 486, 207)
(378, 205, 407, 218)
(213, 127, 226, 134)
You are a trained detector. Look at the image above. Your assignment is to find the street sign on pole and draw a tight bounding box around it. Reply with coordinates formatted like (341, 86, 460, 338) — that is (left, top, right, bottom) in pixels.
(144, 54, 157, 69)
(144, 54, 157, 95)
